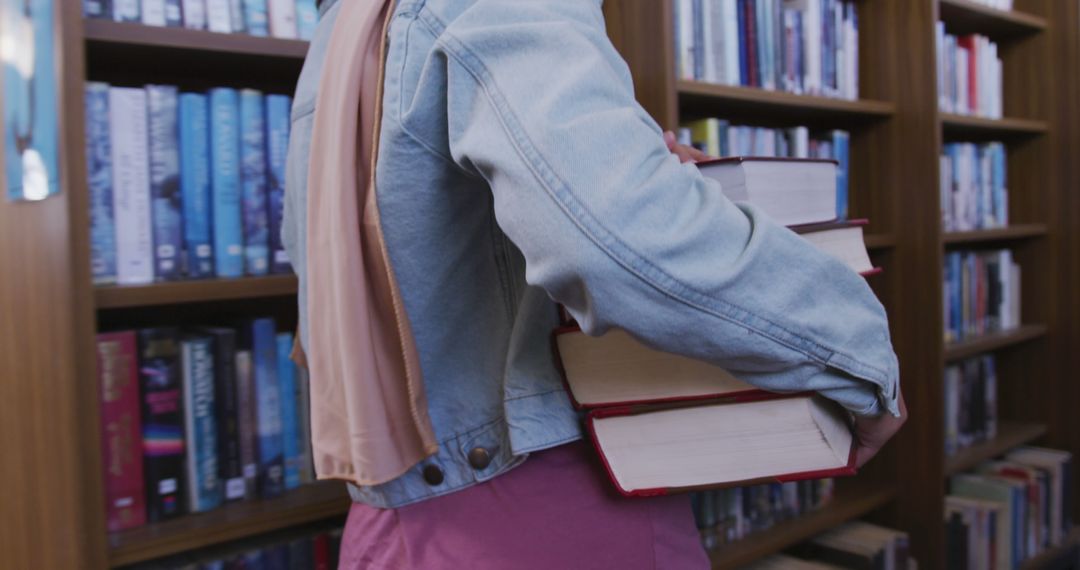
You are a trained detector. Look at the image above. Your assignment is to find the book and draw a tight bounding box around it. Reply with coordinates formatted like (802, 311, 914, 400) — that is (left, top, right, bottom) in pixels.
(181, 334, 222, 512)
(137, 328, 187, 522)
(554, 327, 855, 495)
(243, 318, 285, 497)
(268, 0, 297, 38)
(830, 130, 849, 220)
(242, 0, 270, 36)
(96, 331, 147, 532)
(239, 90, 270, 277)
(946, 495, 1001, 570)
(86, 82, 117, 285)
(109, 87, 155, 285)
(951, 473, 1025, 568)
(295, 0, 318, 40)
(792, 219, 875, 275)
(205, 0, 231, 32)
(179, 93, 215, 278)
(792, 521, 910, 569)
(941, 141, 1008, 232)
(277, 332, 302, 490)
(182, 0, 207, 29)
(1006, 446, 1073, 546)
(296, 365, 314, 483)
(229, 0, 246, 32)
(141, 0, 166, 25)
(943, 249, 1021, 342)
(165, 0, 183, 26)
(199, 327, 245, 502)
(944, 354, 997, 456)
(113, 0, 140, 22)
(694, 481, 833, 550)
(697, 156, 838, 226)
(84, 0, 111, 19)
(266, 94, 292, 273)
(235, 350, 259, 500)
(146, 85, 183, 281)
(209, 88, 245, 278)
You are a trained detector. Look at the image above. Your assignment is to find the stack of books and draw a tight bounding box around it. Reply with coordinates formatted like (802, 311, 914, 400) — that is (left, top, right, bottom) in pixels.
(82, 0, 319, 40)
(129, 526, 343, 569)
(674, 0, 860, 100)
(96, 318, 314, 531)
(944, 354, 998, 457)
(787, 521, 912, 569)
(943, 249, 1021, 343)
(691, 481, 835, 551)
(936, 25, 1003, 119)
(940, 142, 1009, 232)
(947, 447, 1073, 568)
(86, 83, 293, 285)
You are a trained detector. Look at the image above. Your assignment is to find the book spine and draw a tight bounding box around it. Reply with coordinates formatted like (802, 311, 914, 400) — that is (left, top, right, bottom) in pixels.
(832, 129, 849, 220)
(296, 365, 314, 483)
(181, 0, 207, 29)
(691, 0, 705, 80)
(277, 332, 301, 490)
(113, 0, 140, 22)
(141, 0, 167, 26)
(182, 336, 222, 512)
(266, 95, 292, 274)
(235, 350, 259, 500)
(164, 0, 183, 26)
(138, 328, 186, 522)
(205, 0, 231, 32)
(209, 88, 245, 278)
(97, 331, 147, 532)
(745, 0, 758, 87)
(86, 83, 117, 285)
(268, 0, 297, 38)
(252, 318, 285, 497)
(242, 0, 270, 36)
(84, 0, 112, 19)
(736, 0, 748, 86)
(295, 0, 318, 40)
(722, 0, 740, 86)
(179, 93, 215, 278)
(146, 85, 184, 281)
(240, 90, 270, 276)
(229, 0, 246, 32)
(109, 87, 155, 286)
(205, 329, 245, 502)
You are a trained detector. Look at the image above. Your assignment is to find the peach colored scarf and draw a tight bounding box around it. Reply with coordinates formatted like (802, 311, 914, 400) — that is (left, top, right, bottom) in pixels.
(303, 0, 438, 486)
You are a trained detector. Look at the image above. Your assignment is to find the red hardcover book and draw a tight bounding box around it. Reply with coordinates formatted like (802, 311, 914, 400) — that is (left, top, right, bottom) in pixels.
(957, 35, 978, 114)
(790, 218, 882, 277)
(553, 327, 857, 497)
(96, 331, 147, 531)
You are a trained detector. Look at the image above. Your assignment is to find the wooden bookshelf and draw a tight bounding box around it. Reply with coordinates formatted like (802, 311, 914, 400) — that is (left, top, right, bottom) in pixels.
(944, 324, 1048, 361)
(865, 233, 897, 250)
(943, 223, 1048, 245)
(707, 483, 896, 570)
(107, 483, 350, 567)
(83, 20, 309, 59)
(940, 113, 1049, 139)
(94, 276, 298, 309)
(1020, 527, 1080, 570)
(944, 421, 1048, 476)
(677, 81, 895, 124)
(938, 0, 1048, 39)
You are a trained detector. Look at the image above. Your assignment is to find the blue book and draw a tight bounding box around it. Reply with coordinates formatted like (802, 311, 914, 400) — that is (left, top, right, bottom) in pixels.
(165, 0, 182, 26)
(179, 94, 214, 278)
(243, 0, 270, 36)
(181, 334, 222, 513)
(86, 83, 116, 285)
(737, 0, 749, 86)
(209, 88, 244, 278)
(691, 0, 704, 81)
(113, 0, 140, 21)
(240, 90, 270, 276)
(239, 317, 284, 498)
(147, 85, 183, 281)
(276, 332, 301, 490)
(831, 130, 849, 220)
(265, 95, 292, 274)
(755, 0, 768, 89)
(993, 143, 1007, 226)
(83, 0, 111, 18)
(295, 0, 318, 40)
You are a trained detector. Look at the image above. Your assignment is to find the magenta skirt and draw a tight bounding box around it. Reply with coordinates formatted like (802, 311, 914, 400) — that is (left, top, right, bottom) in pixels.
(338, 440, 710, 569)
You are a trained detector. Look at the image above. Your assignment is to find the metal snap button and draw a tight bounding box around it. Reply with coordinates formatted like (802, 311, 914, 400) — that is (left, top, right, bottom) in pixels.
(467, 447, 492, 470)
(422, 464, 444, 486)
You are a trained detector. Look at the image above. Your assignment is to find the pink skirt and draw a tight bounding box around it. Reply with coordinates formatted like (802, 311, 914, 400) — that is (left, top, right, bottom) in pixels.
(338, 440, 710, 569)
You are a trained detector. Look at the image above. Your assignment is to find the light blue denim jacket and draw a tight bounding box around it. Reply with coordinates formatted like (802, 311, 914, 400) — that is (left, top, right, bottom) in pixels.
(283, 0, 901, 508)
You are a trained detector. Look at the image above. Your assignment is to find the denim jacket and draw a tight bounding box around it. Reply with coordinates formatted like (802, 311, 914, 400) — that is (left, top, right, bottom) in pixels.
(283, 0, 900, 509)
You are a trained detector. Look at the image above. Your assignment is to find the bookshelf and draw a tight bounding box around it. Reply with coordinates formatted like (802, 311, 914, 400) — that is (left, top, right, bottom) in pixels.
(94, 275, 299, 309)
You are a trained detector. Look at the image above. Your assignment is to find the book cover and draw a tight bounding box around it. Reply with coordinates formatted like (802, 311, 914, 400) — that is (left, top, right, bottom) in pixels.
(266, 94, 292, 273)
(109, 87, 154, 285)
(96, 331, 147, 532)
(200, 327, 245, 502)
(268, 0, 297, 39)
(181, 334, 222, 512)
(138, 327, 186, 522)
(238, 318, 285, 497)
(229, 0, 246, 32)
(84, 0, 111, 19)
(209, 88, 244, 278)
(277, 332, 302, 490)
(242, 0, 269, 36)
(141, 0, 167, 26)
(235, 350, 259, 500)
(113, 0, 140, 22)
(86, 82, 117, 285)
(182, 0, 207, 29)
(239, 90, 270, 277)
(164, 0, 182, 26)
(295, 0, 318, 40)
(205, 0, 231, 32)
(179, 93, 215, 278)
(146, 85, 183, 281)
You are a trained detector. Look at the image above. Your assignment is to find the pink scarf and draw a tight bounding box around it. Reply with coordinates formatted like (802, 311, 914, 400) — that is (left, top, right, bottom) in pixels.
(303, 0, 438, 486)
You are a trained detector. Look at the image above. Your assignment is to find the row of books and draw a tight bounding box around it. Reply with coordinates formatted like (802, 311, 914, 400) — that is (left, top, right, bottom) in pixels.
(963, 0, 1014, 10)
(944, 354, 998, 457)
(943, 249, 1021, 343)
(96, 318, 312, 531)
(947, 446, 1073, 569)
(132, 527, 342, 569)
(940, 141, 1009, 232)
(679, 121, 851, 221)
(781, 521, 912, 570)
(691, 480, 835, 550)
(83, 0, 317, 40)
(674, 0, 860, 100)
(86, 83, 293, 286)
(936, 26, 1004, 119)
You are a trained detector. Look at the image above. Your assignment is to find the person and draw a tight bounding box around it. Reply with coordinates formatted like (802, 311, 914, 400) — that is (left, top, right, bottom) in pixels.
(282, 0, 907, 568)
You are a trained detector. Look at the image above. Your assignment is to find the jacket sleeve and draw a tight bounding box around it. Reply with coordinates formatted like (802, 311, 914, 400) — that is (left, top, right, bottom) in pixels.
(429, 1, 899, 416)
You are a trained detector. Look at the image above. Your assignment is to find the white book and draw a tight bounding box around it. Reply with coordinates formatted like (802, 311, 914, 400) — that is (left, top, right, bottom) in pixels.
(796, 222, 874, 275)
(677, 0, 695, 80)
(205, 0, 232, 32)
(845, 6, 857, 99)
(701, 0, 717, 83)
(268, 0, 297, 39)
(698, 156, 838, 226)
(229, 0, 246, 32)
(806, 0, 822, 95)
(182, 0, 207, 29)
(109, 88, 154, 286)
(113, 0, 140, 21)
(141, 0, 167, 25)
(956, 46, 969, 115)
(940, 155, 952, 230)
(723, 0, 740, 86)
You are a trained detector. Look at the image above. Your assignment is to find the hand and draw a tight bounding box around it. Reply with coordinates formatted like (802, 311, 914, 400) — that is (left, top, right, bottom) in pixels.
(663, 130, 710, 163)
(853, 390, 907, 468)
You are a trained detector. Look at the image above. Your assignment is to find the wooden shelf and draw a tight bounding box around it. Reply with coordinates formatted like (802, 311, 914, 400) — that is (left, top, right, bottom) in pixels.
(944, 324, 1048, 361)
(941, 113, 1049, 140)
(84, 20, 308, 59)
(108, 482, 349, 567)
(944, 224, 1049, 245)
(938, 0, 1047, 40)
(678, 82, 895, 126)
(1021, 527, 1080, 569)
(95, 275, 298, 309)
(707, 482, 896, 570)
(944, 421, 1048, 476)
(866, 233, 897, 250)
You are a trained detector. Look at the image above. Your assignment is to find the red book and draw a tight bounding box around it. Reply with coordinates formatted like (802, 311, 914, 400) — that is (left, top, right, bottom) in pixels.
(313, 532, 330, 570)
(553, 327, 857, 497)
(957, 35, 978, 113)
(96, 331, 147, 532)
